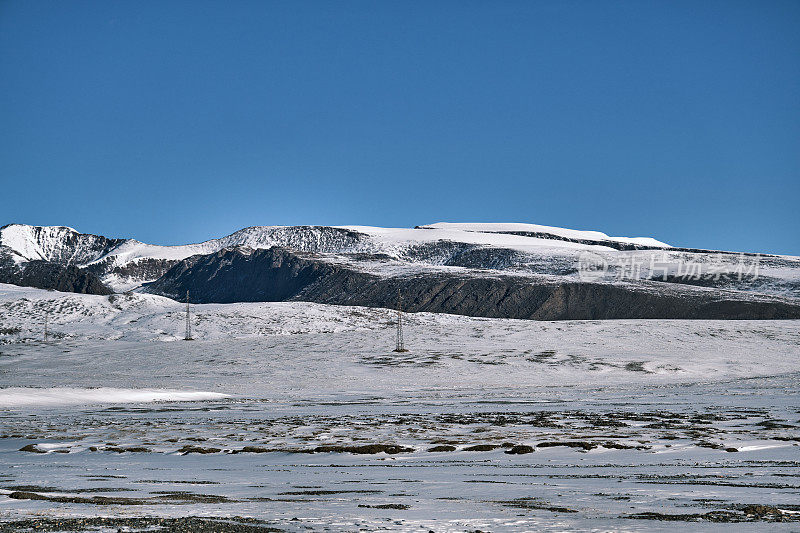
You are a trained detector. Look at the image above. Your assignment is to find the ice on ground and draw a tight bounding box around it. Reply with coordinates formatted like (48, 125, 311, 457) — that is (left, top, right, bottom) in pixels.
(0, 388, 229, 407)
(1, 283, 799, 530)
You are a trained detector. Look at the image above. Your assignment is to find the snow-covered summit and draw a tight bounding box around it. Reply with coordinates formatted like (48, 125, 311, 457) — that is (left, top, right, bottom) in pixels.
(2, 221, 669, 269)
(419, 222, 671, 248)
(1, 224, 366, 269)
(0, 224, 122, 264)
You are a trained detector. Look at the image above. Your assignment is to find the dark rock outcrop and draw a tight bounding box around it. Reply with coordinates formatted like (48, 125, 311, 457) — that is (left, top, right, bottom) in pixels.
(83, 256, 180, 285)
(147, 247, 349, 303)
(145, 247, 800, 320)
(0, 259, 112, 295)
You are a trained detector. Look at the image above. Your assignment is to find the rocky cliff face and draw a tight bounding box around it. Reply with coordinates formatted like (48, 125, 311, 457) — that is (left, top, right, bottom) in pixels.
(0, 257, 112, 295)
(149, 247, 347, 303)
(144, 247, 800, 320)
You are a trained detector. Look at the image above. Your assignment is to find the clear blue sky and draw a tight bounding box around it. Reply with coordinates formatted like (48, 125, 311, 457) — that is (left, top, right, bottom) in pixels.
(1, 1, 798, 254)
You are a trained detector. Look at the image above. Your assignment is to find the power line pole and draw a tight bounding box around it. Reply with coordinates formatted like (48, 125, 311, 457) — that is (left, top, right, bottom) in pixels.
(394, 289, 408, 352)
(184, 290, 193, 341)
(44, 311, 48, 343)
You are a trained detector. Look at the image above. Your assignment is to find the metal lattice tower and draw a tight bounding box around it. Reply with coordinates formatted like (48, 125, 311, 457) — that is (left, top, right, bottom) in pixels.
(184, 290, 193, 341)
(394, 289, 408, 352)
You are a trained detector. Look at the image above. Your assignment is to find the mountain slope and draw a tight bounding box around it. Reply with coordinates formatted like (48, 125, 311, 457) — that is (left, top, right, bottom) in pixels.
(2, 222, 799, 320)
(0, 224, 124, 264)
(145, 246, 800, 320)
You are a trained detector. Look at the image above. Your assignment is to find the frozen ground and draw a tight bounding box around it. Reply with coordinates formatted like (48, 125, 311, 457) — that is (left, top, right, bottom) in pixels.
(0, 284, 799, 531)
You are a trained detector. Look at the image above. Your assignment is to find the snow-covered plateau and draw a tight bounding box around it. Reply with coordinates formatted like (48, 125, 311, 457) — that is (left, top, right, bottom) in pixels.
(1, 283, 799, 530)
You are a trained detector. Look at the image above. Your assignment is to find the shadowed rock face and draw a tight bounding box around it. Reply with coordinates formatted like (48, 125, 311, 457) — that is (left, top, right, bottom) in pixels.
(0, 259, 112, 295)
(145, 247, 800, 320)
(306, 271, 800, 320)
(83, 257, 181, 286)
(146, 247, 348, 303)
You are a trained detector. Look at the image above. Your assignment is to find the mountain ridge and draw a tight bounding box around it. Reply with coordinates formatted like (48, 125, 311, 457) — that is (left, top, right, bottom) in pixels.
(2, 222, 799, 320)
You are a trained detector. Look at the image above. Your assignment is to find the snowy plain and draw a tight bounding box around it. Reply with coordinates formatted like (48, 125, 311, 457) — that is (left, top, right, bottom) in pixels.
(0, 283, 799, 531)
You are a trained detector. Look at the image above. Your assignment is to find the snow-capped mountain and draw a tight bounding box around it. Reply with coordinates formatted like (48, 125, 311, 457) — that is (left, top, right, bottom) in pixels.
(1, 222, 799, 320)
(1, 222, 673, 291)
(2, 223, 667, 268)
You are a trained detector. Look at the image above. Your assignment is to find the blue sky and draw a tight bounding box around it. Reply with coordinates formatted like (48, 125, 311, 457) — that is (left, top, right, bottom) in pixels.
(1, 1, 798, 254)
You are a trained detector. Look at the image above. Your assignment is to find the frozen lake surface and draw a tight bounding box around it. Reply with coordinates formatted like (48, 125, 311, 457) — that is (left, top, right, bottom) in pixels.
(0, 287, 799, 531)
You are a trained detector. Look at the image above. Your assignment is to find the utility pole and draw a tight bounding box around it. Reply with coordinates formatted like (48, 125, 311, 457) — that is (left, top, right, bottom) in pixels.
(44, 311, 48, 343)
(393, 289, 408, 352)
(184, 290, 193, 341)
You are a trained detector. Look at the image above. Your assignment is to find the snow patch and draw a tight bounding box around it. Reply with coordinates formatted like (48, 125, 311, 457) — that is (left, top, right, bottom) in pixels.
(420, 222, 672, 247)
(0, 387, 229, 407)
